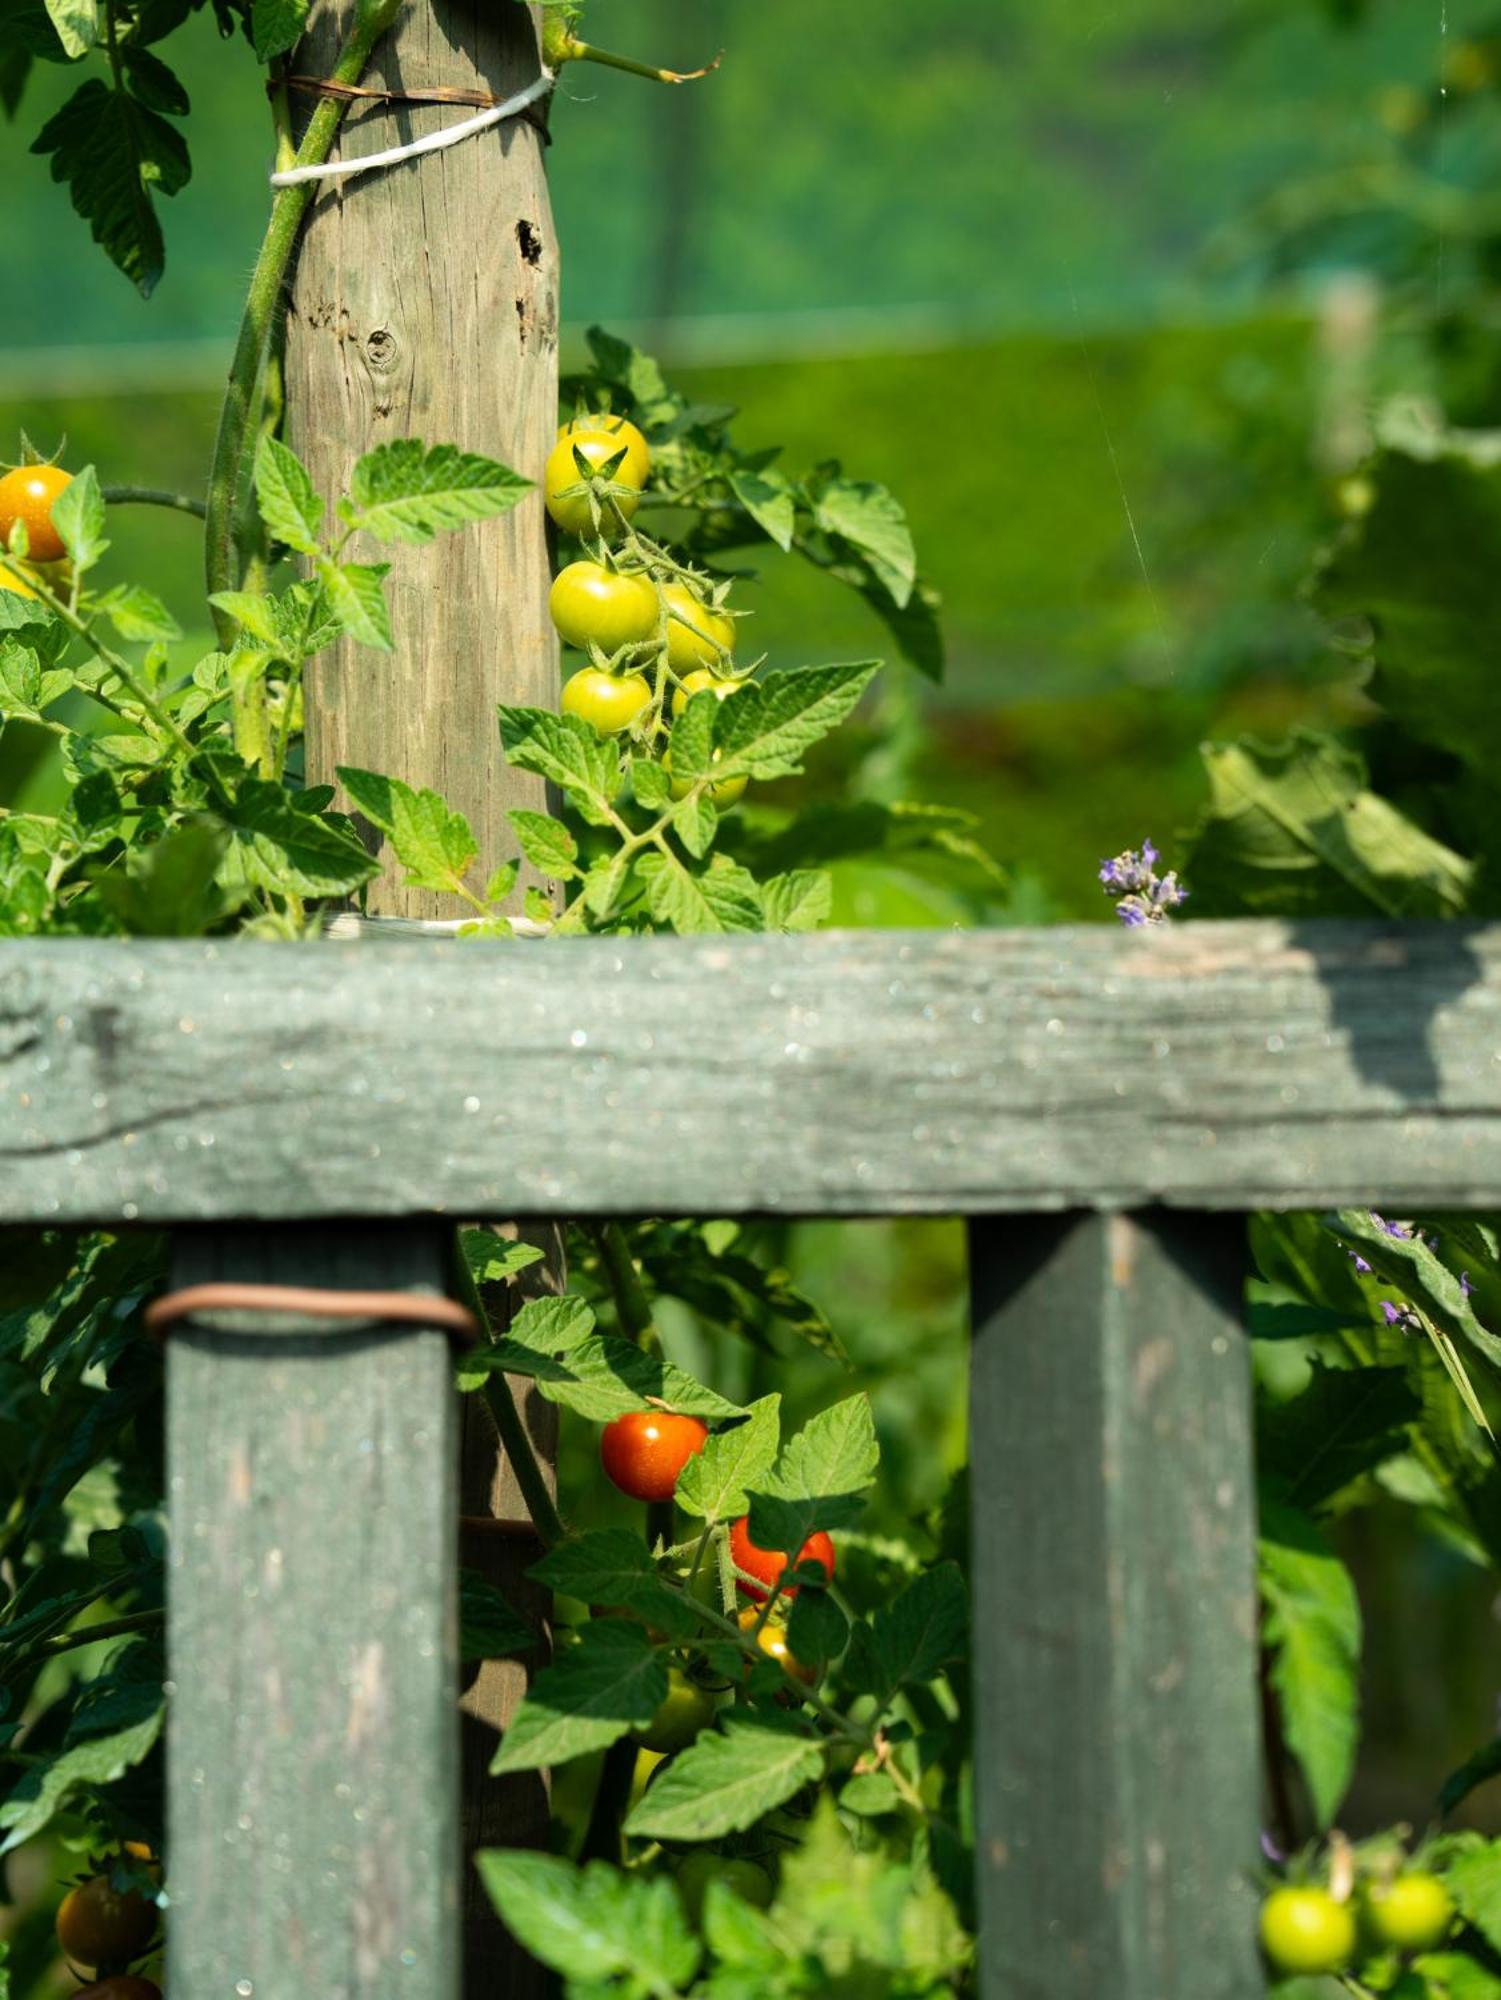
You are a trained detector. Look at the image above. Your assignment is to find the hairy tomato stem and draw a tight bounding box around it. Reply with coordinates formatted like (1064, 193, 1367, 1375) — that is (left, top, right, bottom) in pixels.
(204, 0, 401, 640)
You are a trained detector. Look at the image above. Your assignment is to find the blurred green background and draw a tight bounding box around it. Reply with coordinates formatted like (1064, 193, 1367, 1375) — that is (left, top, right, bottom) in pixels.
(3, 6, 1500, 1979)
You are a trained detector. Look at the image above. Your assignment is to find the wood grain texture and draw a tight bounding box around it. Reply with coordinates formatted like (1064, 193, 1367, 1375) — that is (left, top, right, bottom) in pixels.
(284, 0, 559, 920)
(967, 1211, 1263, 2000)
(3, 920, 1501, 1222)
(166, 1223, 460, 2000)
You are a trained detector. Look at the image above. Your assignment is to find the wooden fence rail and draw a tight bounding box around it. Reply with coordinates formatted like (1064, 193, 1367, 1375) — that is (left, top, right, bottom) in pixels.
(4, 917, 1490, 1998)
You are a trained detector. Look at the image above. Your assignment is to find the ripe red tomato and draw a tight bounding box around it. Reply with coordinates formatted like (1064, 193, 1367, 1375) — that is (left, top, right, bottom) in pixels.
(729, 1516, 835, 1603)
(601, 1410, 709, 1502)
(0, 464, 71, 563)
(558, 412, 651, 491)
(76, 1981, 163, 2000)
(661, 582, 734, 672)
(561, 666, 651, 736)
(550, 560, 658, 654)
(738, 1606, 816, 1684)
(56, 1875, 158, 1969)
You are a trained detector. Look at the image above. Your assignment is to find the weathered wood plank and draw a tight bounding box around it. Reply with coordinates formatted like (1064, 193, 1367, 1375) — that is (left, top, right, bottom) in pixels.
(3, 920, 1500, 1222)
(166, 1223, 460, 2000)
(967, 1210, 1263, 2000)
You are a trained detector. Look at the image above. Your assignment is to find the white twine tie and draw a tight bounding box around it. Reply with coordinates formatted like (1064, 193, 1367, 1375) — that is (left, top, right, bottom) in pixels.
(270, 70, 555, 189)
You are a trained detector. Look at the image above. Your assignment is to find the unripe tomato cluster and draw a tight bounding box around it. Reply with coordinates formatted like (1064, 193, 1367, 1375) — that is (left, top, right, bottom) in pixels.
(544, 412, 749, 804)
(1258, 1863, 1455, 1980)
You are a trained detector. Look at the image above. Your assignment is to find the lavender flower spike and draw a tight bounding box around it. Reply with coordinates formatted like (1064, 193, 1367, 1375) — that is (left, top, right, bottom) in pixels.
(1099, 839, 1188, 928)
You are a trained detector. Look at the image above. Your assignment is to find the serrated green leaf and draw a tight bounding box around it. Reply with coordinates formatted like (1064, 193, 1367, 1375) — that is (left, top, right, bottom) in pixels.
(490, 1620, 666, 1773)
(223, 779, 378, 899)
(96, 822, 233, 937)
(813, 479, 915, 606)
(0, 1698, 162, 1851)
(43, 0, 95, 58)
(120, 44, 187, 114)
(32, 76, 190, 294)
(761, 870, 832, 932)
(50, 465, 107, 573)
(0, 640, 69, 723)
(250, 0, 308, 60)
(528, 1529, 698, 1637)
(507, 808, 579, 881)
(319, 560, 392, 651)
(343, 440, 530, 545)
(668, 688, 719, 785)
(671, 789, 719, 859)
(1257, 1361, 1419, 1511)
(636, 850, 763, 936)
(632, 754, 671, 809)
(676, 1397, 781, 1524)
(336, 768, 476, 895)
(460, 1229, 545, 1288)
(747, 1395, 879, 1552)
(842, 1563, 967, 1705)
(254, 435, 324, 554)
(786, 1585, 848, 1665)
(712, 662, 880, 781)
(476, 1850, 699, 1993)
(1184, 731, 1472, 919)
(625, 1715, 825, 1841)
(1447, 1841, 1501, 1954)
(498, 706, 621, 828)
(208, 591, 282, 648)
(1260, 1501, 1360, 1828)
(467, 1323, 743, 1423)
(729, 467, 796, 551)
(581, 847, 632, 920)
(459, 1567, 536, 1663)
(100, 582, 179, 643)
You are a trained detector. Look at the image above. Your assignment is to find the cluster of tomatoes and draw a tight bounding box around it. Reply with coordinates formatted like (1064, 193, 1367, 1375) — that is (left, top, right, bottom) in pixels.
(1259, 1865, 1456, 1978)
(53, 1847, 161, 1998)
(0, 460, 72, 599)
(597, 1407, 837, 1906)
(543, 413, 750, 806)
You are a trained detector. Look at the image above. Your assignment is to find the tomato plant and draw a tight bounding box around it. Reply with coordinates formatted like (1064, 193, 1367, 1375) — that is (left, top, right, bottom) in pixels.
(1259, 1886, 1357, 1977)
(0, 463, 73, 564)
(56, 1874, 158, 1969)
(729, 1517, 836, 1603)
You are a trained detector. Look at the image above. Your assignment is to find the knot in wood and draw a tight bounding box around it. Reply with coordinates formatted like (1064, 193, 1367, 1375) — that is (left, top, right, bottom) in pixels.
(364, 327, 399, 372)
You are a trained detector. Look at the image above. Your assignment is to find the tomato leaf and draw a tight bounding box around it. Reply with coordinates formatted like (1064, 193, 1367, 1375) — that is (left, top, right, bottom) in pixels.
(50, 465, 108, 574)
(476, 1850, 700, 1993)
(42, 0, 96, 59)
(528, 1529, 698, 1637)
(624, 1715, 825, 1841)
(507, 808, 579, 882)
(250, 0, 309, 61)
(842, 1563, 968, 1705)
(812, 478, 915, 607)
(1260, 1501, 1361, 1828)
(1256, 1361, 1419, 1513)
(319, 560, 393, 651)
(254, 436, 324, 555)
(459, 1568, 537, 1663)
(746, 1394, 879, 1552)
(636, 850, 763, 935)
(32, 77, 189, 294)
(490, 1620, 667, 1774)
(342, 440, 531, 546)
(499, 706, 621, 828)
(98, 582, 180, 644)
(0, 1692, 163, 1853)
(761, 869, 832, 933)
(711, 662, 880, 781)
(220, 779, 378, 899)
(676, 1396, 782, 1525)
(729, 466, 796, 551)
(337, 767, 477, 896)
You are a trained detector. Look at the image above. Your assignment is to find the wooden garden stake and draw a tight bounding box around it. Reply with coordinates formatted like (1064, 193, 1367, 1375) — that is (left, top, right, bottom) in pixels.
(280, 0, 561, 1987)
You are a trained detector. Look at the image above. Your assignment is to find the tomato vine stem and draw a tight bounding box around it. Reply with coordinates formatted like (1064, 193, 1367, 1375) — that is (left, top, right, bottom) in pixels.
(204, 0, 402, 640)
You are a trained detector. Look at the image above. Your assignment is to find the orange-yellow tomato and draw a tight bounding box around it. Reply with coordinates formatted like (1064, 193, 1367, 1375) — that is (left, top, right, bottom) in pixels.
(0, 464, 71, 563)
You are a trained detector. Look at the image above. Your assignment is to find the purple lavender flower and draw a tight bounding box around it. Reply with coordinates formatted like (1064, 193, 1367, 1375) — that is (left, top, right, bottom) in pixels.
(1381, 1300, 1422, 1335)
(1099, 839, 1188, 928)
(1462, 1271, 1475, 1298)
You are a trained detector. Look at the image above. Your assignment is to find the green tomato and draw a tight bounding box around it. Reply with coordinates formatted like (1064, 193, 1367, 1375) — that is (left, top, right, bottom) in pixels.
(545, 435, 643, 539)
(671, 669, 742, 718)
(636, 1669, 721, 1754)
(1259, 1887, 1357, 1977)
(1363, 1873, 1455, 1953)
(675, 1851, 774, 1925)
(661, 582, 735, 672)
(561, 667, 651, 737)
(549, 561, 658, 654)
